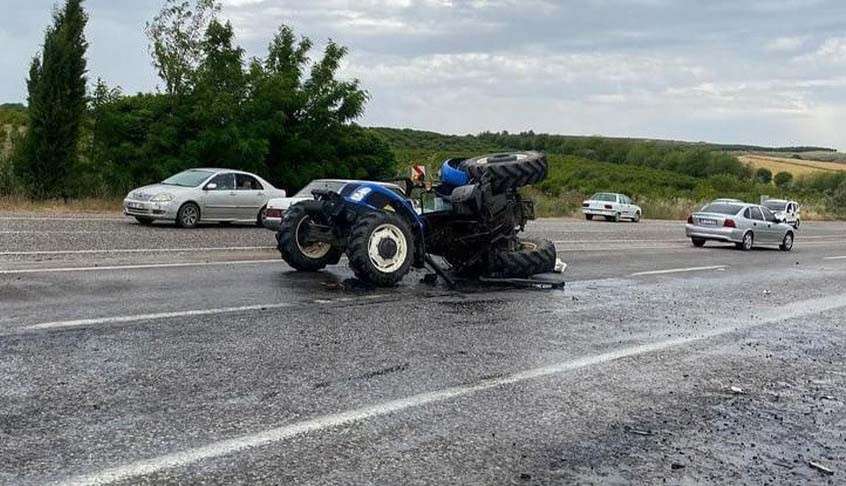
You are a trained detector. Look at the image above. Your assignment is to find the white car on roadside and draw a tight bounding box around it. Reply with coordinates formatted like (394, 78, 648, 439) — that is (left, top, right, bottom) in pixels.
(582, 192, 642, 222)
(762, 198, 801, 229)
(263, 179, 407, 231)
(123, 168, 286, 228)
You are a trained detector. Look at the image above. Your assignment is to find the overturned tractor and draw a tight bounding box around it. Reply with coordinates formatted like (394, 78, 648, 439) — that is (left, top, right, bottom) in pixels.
(276, 152, 557, 287)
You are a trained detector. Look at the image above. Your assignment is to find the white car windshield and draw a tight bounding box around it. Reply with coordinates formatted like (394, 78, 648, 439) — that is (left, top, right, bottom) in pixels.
(763, 201, 788, 211)
(591, 193, 617, 202)
(162, 169, 214, 187)
(295, 181, 347, 197)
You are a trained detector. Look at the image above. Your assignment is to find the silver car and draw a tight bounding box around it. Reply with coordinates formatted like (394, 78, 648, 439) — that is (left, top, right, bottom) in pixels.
(686, 201, 795, 251)
(123, 168, 286, 228)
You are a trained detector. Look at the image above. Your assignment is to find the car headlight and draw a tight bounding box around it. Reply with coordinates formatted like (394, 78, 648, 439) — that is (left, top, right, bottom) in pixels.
(151, 193, 175, 202)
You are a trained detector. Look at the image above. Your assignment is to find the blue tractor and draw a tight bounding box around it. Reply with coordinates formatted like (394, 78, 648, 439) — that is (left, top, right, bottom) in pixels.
(276, 152, 557, 287)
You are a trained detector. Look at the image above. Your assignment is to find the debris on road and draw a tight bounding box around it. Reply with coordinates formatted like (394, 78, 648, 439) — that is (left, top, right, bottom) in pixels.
(728, 386, 746, 395)
(809, 461, 834, 476)
(624, 425, 654, 436)
(671, 463, 686, 470)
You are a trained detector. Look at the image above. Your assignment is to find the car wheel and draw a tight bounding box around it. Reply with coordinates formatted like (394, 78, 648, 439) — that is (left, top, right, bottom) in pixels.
(737, 232, 753, 251)
(692, 238, 706, 248)
(780, 232, 794, 252)
(277, 203, 342, 271)
(612, 213, 621, 223)
(135, 216, 154, 226)
(793, 220, 800, 229)
(585, 214, 593, 221)
(492, 239, 557, 278)
(176, 202, 200, 228)
(347, 211, 414, 287)
(256, 205, 267, 227)
(632, 211, 641, 223)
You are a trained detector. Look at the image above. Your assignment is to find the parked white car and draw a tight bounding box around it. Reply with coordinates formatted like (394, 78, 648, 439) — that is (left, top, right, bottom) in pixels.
(762, 198, 801, 229)
(582, 192, 642, 222)
(123, 168, 286, 228)
(263, 179, 407, 230)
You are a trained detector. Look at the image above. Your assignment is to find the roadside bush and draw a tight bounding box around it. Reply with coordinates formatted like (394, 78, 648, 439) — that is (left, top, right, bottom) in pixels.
(774, 171, 793, 188)
(755, 167, 773, 184)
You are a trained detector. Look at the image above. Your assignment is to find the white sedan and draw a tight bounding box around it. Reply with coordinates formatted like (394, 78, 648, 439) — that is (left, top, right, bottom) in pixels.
(123, 168, 286, 228)
(581, 192, 642, 222)
(263, 179, 407, 231)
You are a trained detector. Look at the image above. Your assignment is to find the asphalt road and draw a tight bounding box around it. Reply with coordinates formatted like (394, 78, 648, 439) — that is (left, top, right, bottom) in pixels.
(1, 213, 844, 484)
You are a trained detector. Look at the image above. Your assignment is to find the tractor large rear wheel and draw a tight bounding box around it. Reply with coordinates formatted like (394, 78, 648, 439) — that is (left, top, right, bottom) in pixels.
(277, 203, 342, 271)
(492, 239, 557, 278)
(462, 152, 548, 193)
(347, 212, 414, 286)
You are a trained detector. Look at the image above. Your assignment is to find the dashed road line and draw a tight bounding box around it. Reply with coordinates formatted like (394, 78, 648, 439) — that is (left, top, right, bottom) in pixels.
(0, 259, 283, 275)
(0, 246, 276, 256)
(630, 265, 727, 277)
(24, 294, 389, 331)
(57, 293, 846, 486)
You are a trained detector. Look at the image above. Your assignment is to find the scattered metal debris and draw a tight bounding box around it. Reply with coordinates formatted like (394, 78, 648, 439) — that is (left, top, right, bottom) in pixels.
(809, 461, 834, 476)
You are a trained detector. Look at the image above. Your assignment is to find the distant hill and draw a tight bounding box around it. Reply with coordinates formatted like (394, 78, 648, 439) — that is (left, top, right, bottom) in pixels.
(367, 127, 837, 157)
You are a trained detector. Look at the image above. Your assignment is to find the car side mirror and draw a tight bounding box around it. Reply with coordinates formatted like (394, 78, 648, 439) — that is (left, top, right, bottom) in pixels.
(205, 183, 217, 190)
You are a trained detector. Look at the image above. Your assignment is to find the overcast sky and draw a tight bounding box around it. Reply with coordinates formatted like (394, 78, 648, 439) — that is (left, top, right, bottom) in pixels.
(2, 0, 846, 149)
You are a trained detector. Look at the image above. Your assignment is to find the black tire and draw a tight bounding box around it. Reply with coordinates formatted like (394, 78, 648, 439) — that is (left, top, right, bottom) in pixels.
(612, 213, 621, 223)
(135, 216, 154, 225)
(793, 220, 800, 229)
(692, 238, 706, 247)
(780, 232, 794, 252)
(176, 202, 200, 228)
(256, 205, 267, 227)
(585, 214, 594, 221)
(277, 203, 342, 271)
(347, 212, 414, 287)
(632, 211, 641, 223)
(736, 232, 753, 251)
(493, 239, 557, 278)
(462, 152, 547, 193)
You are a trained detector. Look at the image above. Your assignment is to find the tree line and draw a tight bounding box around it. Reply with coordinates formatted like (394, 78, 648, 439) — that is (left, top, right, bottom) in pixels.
(3, 0, 394, 199)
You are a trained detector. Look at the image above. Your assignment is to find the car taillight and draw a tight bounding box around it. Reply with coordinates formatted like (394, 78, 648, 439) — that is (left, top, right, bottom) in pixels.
(266, 208, 283, 218)
(604, 204, 613, 210)
(687, 215, 694, 224)
(723, 219, 736, 228)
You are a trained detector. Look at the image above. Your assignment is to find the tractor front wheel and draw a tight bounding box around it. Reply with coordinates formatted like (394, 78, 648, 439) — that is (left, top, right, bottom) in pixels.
(347, 212, 414, 286)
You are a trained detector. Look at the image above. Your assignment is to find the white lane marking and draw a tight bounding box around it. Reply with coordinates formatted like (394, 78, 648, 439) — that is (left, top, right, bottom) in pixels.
(60, 293, 846, 486)
(0, 259, 283, 275)
(824, 256, 846, 260)
(0, 246, 275, 256)
(0, 216, 125, 222)
(630, 265, 727, 277)
(0, 231, 116, 234)
(24, 294, 388, 331)
(557, 245, 688, 253)
(553, 239, 688, 244)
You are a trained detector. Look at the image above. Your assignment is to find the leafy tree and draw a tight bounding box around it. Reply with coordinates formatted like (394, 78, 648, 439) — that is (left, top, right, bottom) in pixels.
(773, 171, 793, 188)
(16, 0, 88, 199)
(755, 167, 773, 184)
(145, 0, 220, 97)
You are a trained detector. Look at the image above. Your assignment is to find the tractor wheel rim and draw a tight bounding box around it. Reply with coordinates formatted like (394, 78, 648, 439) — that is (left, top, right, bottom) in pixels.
(368, 224, 407, 273)
(296, 217, 331, 259)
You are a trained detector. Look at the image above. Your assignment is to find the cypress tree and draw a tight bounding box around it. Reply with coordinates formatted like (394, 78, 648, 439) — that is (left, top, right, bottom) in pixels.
(17, 0, 88, 199)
